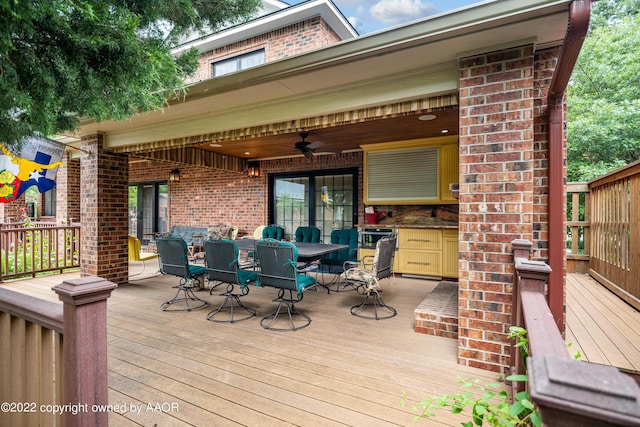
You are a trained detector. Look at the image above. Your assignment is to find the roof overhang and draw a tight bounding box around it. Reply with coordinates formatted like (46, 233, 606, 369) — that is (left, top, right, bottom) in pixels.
(66, 0, 574, 157)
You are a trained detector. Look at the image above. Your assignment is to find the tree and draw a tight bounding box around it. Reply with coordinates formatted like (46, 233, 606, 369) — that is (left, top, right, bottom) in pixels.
(0, 0, 260, 148)
(567, 0, 640, 181)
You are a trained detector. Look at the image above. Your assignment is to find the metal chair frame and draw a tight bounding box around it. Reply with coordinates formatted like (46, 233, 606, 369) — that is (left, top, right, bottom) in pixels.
(341, 233, 398, 320)
(255, 239, 316, 331)
(156, 236, 208, 312)
(204, 239, 257, 323)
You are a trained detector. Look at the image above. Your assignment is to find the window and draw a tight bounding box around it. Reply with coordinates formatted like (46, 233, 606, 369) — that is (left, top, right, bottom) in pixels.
(43, 188, 56, 216)
(213, 49, 265, 77)
(270, 169, 358, 242)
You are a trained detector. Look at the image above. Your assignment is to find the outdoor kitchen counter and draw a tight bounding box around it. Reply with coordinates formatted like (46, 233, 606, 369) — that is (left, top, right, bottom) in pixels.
(357, 221, 458, 229)
(357, 222, 459, 278)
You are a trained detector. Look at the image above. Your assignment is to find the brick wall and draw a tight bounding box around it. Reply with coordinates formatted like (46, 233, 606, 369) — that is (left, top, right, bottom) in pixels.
(458, 45, 538, 373)
(0, 198, 26, 223)
(56, 154, 81, 223)
(186, 17, 341, 83)
(129, 152, 362, 235)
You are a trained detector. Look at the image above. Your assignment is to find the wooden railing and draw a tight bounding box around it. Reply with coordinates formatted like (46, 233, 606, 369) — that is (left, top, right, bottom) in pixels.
(566, 182, 590, 273)
(0, 276, 116, 427)
(0, 222, 80, 282)
(588, 159, 640, 310)
(511, 240, 640, 426)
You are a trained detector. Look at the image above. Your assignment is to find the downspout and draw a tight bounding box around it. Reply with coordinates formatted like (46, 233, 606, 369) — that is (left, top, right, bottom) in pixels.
(547, 0, 591, 330)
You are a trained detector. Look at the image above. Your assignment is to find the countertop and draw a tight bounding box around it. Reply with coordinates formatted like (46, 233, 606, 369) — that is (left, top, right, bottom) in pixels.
(357, 221, 458, 230)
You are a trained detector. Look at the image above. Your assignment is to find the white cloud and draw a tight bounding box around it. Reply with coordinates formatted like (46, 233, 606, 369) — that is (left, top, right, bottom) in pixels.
(369, 0, 439, 25)
(348, 16, 363, 30)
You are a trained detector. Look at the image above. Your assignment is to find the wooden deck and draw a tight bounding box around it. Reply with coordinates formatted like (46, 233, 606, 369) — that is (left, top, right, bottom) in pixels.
(5, 265, 639, 425)
(4, 264, 503, 426)
(565, 272, 640, 375)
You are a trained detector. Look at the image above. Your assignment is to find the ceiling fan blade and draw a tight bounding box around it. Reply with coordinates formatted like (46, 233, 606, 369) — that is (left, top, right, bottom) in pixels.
(303, 150, 314, 159)
(307, 140, 325, 149)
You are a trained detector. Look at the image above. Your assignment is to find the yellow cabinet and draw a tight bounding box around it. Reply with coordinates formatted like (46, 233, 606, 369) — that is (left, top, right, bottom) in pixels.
(399, 229, 441, 250)
(398, 229, 442, 277)
(398, 249, 442, 276)
(397, 228, 458, 279)
(361, 136, 459, 205)
(442, 230, 459, 278)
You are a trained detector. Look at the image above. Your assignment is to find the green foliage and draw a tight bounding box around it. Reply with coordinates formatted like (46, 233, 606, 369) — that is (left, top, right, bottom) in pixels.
(567, 2, 640, 181)
(0, 0, 260, 147)
(402, 326, 541, 427)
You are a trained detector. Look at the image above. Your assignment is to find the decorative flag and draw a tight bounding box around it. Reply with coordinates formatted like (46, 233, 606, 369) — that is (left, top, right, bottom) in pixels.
(0, 136, 65, 203)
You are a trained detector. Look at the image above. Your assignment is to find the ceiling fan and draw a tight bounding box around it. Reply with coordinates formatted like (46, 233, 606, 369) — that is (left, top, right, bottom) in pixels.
(294, 132, 325, 159)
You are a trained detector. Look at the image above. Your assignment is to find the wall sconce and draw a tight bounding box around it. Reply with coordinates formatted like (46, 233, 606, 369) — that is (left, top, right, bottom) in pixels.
(247, 162, 260, 178)
(169, 169, 180, 182)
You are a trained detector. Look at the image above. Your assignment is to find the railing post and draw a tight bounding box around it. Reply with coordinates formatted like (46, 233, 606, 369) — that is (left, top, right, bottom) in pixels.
(511, 239, 552, 395)
(529, 356, 640, 426)
(53, 276, 117, 427)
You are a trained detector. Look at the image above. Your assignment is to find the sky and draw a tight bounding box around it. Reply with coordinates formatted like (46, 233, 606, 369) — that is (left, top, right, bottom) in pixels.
(287, 0, 485, 34)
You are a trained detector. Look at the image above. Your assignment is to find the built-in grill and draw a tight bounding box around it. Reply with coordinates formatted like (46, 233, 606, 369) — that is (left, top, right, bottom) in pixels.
(359, 227, 395, 249)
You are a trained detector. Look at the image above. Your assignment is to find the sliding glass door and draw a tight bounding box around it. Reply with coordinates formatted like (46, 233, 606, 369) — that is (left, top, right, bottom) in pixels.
(271, 168, 358, 242)
(128, 182, 168, 243)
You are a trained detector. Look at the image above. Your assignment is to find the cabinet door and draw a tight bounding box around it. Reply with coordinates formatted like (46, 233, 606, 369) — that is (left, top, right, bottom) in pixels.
(399, 250, 442, 276)
(442, 230, 459, 278)
(399, 229, 441, 250)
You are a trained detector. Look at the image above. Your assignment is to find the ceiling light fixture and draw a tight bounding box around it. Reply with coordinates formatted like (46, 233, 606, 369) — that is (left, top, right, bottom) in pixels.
(418, 114, 437, 121)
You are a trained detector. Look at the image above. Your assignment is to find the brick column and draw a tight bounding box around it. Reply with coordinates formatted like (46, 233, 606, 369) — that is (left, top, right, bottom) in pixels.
(458, 45, 536, 373)
(80, 133, 129, 283)
(56, 152, 81, 223)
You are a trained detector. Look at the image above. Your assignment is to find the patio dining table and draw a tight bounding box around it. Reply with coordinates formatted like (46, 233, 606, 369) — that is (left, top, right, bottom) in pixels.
(234, 238, 349, 293)
(234, 238, 349, 263)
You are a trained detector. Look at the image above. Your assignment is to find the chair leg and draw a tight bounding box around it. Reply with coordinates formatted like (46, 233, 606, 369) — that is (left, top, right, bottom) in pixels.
(207, 284, 256, 323)
(260, 289, 311, 331)
(161, 277, 208, 312)
(350, 289, 397, 320)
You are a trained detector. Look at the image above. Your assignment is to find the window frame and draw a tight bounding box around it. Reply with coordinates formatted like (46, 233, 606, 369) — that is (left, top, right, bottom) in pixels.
(212, 48, 266, 77)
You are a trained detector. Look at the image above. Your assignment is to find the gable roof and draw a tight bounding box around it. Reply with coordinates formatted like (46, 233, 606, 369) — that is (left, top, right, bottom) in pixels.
(174, 0, 358, 56)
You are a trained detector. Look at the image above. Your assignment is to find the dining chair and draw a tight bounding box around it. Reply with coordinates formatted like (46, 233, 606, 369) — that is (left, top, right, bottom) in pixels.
(156, 235, 208, 312)
(255, 239, 317, 330)
(128, 235, 158, 277)
(261, 225, 285, 240)
(294, 226, 321, 243)
(340, 233, 397, 319)
(318, 228, 359, 289)
(204, 239, 257, 323)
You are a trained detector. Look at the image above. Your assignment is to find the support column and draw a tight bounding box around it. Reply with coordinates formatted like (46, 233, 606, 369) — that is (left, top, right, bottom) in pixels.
(458, 45, 536, 373)
(56, 152, 81, 223)
(80, 133, 129, 283)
